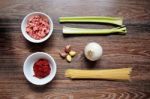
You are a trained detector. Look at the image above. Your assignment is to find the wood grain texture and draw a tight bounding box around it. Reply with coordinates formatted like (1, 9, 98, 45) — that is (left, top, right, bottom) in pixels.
(0, 0, 150, 99)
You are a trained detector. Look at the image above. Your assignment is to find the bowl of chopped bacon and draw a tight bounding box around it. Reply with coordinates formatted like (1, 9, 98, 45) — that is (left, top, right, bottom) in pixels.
(21, 12, 53, 43)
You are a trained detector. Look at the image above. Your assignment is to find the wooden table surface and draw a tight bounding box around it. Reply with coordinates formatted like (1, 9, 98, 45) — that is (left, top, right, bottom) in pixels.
(0, 0, 150, 99)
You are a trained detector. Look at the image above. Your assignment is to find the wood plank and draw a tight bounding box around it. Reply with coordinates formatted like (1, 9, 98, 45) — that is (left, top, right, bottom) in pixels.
(0, 0, 150, 98)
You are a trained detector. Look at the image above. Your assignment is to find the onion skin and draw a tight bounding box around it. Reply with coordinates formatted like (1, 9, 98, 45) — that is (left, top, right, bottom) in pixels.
(84, 42, 103, 61)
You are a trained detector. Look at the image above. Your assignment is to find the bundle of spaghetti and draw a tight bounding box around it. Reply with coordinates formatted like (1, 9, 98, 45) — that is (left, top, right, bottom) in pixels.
(65, 68, 132, 81)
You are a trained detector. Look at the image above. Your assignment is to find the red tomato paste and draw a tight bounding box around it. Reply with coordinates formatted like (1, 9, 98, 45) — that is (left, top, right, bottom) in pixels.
(33, 59, 51, 78)
(26, 15, 50, 40)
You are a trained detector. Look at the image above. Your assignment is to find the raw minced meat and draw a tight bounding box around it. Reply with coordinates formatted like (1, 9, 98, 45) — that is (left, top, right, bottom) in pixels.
(26, 15, 50, 40)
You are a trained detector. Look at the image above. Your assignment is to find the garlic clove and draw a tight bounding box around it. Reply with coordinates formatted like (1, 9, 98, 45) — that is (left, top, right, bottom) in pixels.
(66, 55, 72, 62)
(69, 50, 77, 57)
(59, 51, 67, 58)
(65, 45, 71, 53)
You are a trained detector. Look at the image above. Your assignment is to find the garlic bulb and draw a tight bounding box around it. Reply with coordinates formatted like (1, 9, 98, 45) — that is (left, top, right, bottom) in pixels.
(84, 42, 103, 61)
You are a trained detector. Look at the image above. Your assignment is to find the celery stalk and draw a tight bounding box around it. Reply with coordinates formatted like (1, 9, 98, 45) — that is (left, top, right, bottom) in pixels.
(59, 16, 123, 26)
(63, 26, 127, 35)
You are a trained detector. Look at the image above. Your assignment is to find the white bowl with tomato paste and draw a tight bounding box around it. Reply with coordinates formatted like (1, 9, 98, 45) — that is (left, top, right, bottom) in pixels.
(21, 12, 53, 43)
(23, 52, 57, 85)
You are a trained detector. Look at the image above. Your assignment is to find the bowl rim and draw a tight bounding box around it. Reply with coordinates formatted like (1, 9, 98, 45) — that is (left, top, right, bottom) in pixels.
(23, 52, 57, 85)
(21, 12, 53, 43)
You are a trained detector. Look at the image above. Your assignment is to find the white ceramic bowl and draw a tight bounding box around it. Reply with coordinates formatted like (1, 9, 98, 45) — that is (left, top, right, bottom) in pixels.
(21, 12, 53, 43)
(23, 52, 57, 85)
